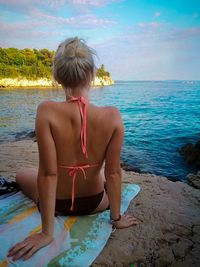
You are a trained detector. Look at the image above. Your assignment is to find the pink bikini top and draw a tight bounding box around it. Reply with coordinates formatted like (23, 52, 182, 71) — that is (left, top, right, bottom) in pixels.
(58, 96, 98, 211)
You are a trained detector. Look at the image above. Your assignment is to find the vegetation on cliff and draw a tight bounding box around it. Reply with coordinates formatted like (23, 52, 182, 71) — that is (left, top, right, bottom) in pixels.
(0, 48, 52, 79)
(0, 48, 113, 85)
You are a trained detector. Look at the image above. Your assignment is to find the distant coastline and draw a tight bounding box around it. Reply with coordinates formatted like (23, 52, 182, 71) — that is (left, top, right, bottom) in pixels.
(0, 47, 114, 88)
(0, 76, 114, 88)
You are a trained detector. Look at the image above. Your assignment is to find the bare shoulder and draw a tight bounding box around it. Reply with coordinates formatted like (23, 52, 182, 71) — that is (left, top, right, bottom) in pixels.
(37, 100, 56, 111)
(103, 106, 121, 118)
(102, 106, 124, 129)
(36, 100, 59, 115)
(104, 106, 122, 118)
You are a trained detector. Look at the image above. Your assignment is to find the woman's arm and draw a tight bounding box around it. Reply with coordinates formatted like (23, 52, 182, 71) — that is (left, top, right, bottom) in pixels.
(104, 107, 124, 220)
(35, 101, 58, 237)
(7, 101, 58, 261)
(104, 108, 138, 228)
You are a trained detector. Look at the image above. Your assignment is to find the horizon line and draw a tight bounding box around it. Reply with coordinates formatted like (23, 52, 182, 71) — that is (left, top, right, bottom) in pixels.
(114, 79, 200, 82)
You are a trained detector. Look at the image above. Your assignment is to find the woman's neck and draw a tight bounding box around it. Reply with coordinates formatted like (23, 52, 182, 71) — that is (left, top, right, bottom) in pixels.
(63, 86, 89, 101)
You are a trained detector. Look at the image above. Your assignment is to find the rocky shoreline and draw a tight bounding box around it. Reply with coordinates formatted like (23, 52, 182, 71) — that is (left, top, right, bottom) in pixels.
(179, 140, 200, 189)
(0, 140, 200, 266)
(0, 76, 114, 88)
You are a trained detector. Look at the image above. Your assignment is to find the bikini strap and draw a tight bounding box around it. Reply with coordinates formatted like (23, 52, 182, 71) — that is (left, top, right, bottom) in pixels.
(68, 96, 88, 158)
(60, 95, 99, 211)
(59, 164, 98, 211)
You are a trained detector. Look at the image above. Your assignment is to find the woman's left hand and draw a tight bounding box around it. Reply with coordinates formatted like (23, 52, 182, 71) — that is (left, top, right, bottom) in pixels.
(7, 232, 53, 261)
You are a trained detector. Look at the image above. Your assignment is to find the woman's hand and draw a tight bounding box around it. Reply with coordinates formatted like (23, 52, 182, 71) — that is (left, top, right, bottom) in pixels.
(7, 232, 53, 261)
(111, 214, 138, 229)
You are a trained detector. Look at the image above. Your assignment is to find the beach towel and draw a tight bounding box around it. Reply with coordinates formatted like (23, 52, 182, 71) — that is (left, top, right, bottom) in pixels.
(0, 183, 140, 267)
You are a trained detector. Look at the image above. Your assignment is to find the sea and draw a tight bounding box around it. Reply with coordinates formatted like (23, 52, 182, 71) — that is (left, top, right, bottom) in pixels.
(0, 81, 200, 181)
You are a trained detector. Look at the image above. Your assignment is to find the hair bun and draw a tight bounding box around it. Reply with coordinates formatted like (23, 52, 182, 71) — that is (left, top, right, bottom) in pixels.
(62, 43, 75, 58)
(53, 37, 96, 89)
(75, 48, 86, 58)
(62, 41, 86, 59)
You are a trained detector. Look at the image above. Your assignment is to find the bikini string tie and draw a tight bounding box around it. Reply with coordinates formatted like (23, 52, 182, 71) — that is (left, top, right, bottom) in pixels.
(68, 96, 88, 158)
(58, 163, 98, 211)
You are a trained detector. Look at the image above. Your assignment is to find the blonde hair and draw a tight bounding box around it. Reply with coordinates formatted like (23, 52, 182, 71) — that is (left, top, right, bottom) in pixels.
(52, 37, 96, 90)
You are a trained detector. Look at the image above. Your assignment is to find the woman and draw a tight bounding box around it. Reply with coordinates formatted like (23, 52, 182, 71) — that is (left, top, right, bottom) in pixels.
(7, 37, 138, 262)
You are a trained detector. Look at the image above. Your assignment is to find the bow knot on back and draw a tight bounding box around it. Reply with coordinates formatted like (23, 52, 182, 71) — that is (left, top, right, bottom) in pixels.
(59, 164, 96, 211)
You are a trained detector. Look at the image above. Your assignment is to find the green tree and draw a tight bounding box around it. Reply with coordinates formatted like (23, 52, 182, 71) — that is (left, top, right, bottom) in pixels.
(0, 47, 110, 80)
(22, 48, 37, 66)
(96, 64, 110, 78)
(0, 48, 9, 64)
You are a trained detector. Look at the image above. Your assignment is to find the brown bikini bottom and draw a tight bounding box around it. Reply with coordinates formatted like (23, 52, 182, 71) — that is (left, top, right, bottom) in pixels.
(37, 190, 108, 217)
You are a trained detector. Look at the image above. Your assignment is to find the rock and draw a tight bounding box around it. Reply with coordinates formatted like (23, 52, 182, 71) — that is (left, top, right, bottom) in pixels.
(171, 239, 193, 259)
(166, 176, 180, 182)
(192, 225, 200, 243)
(154, 247, 174, 266)
(28, 131, 36, 138)
(120, 163, 141, 173)
(187, 171, 200, 189)
(0, 76, 114, 88)
(15, 130, 36, 142)
(92, 76, 114, 87)
(179, 141, 200, 167)
(190, 246, 200, 262)
(195, 140, 200, 150)
(0, 78, 53, 87)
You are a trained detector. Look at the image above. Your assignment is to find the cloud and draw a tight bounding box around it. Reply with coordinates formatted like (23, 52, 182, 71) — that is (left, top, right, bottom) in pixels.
(71, 0, 120, 7)
(29, 8, 116, 28)
(0, 16, 64, 49)
(137, 22, 160, 28)
(0, 0, 41, 13)
(92, 22, 200, 80)
(163, 26, 200, 43)
(0, 20, 60, 41)
(0, 0, 120, 13)
(63, 0, 122, 15)
(0, 4, 116, 49)
(0, 0, 117, 49)
(154, 11, 161, 17)
(0, 0, 35, 4)
(0, 0, 117, 37)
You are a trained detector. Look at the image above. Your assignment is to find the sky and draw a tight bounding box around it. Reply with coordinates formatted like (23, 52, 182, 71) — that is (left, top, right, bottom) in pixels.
(0, 0, 200, 80)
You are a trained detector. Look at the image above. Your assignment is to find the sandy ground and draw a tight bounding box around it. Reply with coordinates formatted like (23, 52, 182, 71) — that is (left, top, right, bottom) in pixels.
(0, 140, 200, 267)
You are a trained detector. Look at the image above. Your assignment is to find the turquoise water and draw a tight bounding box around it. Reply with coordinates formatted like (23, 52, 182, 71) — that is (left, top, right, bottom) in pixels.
(0, 81, 200, 181)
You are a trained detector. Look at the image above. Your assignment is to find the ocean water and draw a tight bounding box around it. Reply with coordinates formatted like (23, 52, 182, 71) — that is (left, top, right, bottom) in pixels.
(0, 81, 200, 181)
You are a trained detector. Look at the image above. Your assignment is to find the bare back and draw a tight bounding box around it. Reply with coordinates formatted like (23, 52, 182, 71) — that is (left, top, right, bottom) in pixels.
(35, 98, 122, 200)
